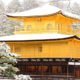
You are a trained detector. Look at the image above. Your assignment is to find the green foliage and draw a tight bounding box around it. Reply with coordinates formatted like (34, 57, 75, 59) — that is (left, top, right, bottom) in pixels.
(2, 64, 19, 77)
(0, 43, 19, 78)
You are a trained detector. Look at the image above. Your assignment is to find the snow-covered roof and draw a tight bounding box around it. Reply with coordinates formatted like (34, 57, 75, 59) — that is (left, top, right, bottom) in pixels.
(7, 4, 60, 17)
(7, 4, 80, 20)
(0, 33, 74, 41)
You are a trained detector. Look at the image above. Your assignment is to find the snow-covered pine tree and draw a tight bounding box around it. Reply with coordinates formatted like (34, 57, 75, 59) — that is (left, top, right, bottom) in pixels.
(53, 1, 64, 9)
(50, 0, 69, 10)
(0, 42, 19, 77)
(23, 0, 41, 10)
(0, 0, 24, 36)
(0, 13, 23, 36)
(50, 0, 80, 15)
(0, 0, 5, 13)
(70, 2, 80, 15)
(7, 0, 23, 13)
(0, 0, 12, 36)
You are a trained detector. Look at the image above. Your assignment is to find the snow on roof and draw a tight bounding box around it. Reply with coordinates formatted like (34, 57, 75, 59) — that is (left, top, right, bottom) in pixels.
(0, 33, 74, 41)
(7, 4, 80, 20)
(7, 4, 60, 17)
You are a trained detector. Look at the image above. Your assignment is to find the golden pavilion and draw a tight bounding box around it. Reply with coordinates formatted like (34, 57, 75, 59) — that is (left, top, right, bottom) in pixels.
(1, 4, 80, 78)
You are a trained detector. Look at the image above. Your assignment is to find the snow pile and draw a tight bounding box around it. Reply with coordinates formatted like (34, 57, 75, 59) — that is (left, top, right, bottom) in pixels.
(15, 74, 32, 80)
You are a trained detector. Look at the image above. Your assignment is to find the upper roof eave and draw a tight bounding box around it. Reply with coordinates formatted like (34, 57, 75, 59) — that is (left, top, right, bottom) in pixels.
(6, 4, 80, 20)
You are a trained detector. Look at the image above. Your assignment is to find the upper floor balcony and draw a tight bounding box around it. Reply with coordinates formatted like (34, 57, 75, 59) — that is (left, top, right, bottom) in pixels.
(7, 4, 80, 36)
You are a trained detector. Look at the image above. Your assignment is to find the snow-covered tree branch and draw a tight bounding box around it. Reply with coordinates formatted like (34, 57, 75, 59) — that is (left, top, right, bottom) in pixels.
(6, 0, 23, 13)
(0, 0, 5, 13)
(6, 0, 43, 12)
(50, 0, 80, 15)
(22, 0, 41, 10)
(69, 2, 80, 15)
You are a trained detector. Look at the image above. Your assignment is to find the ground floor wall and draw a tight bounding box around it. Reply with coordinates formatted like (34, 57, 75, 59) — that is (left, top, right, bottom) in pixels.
(2, 39, 80, 78)
(6, 38, 80, 58)
(16, 58, 80, 78)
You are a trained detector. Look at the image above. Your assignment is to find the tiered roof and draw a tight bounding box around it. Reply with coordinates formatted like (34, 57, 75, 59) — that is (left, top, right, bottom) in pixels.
(7, 4, 80, 20)
(4, 4, 80, 41)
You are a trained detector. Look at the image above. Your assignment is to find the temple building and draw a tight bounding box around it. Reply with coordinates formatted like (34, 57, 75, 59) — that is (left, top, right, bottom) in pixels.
(7, 4, 80, 35)
(1, 4, 80, 79)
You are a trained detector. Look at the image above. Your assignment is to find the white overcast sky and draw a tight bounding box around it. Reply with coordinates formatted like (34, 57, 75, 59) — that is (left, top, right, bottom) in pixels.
(1, 0, 80, 6)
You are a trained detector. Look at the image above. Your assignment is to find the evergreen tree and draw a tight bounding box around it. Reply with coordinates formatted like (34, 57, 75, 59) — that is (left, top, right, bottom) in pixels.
(50, 0, 69, 10)
(0, 0, 5, 13)
(0, 13, 23, 36)
(7, 0, 23, 13)
(23, 0, 41, 10)
(0, 42, 19, 77)
(0, 0, 23, 36)
(50, 0, 80, 15)
(70, 2, 80, 15)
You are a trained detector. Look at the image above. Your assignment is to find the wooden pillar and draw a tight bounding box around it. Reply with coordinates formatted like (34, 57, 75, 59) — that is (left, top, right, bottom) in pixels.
(74, 59, 75, 80)
(67, 64, 69, 80)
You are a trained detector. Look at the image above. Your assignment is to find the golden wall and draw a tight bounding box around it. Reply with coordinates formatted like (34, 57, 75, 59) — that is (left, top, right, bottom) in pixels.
(9, 13, 80, 35)
(6, 38, 80, 58)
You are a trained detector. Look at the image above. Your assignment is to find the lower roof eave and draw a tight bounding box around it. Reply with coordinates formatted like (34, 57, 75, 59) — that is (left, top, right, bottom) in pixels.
(0, 33, 75, 42)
